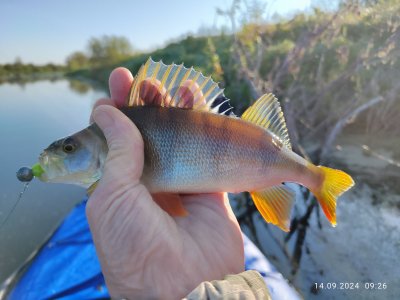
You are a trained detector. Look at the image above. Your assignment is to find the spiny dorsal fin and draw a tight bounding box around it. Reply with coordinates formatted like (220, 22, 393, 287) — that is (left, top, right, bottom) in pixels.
(251, 185, 295, 232)
(241, 93, 292, 150)
(127, 58, 233, 115)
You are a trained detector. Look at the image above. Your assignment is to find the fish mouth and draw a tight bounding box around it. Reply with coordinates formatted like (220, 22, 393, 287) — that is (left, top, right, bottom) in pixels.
(37, 151, 51, 181)
(37, 150, 68, 182)
(39, 151, 49, 165)
(36, 151, 49, 182)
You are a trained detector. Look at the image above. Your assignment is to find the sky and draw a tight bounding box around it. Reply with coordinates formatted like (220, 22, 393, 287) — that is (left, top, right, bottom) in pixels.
(0, 0, 311, 65)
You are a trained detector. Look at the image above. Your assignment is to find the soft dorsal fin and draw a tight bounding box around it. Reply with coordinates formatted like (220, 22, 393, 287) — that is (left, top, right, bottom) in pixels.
(241, 93, 292, 150)
(127, 58, 233, 115)
(250, 185, 295, 232)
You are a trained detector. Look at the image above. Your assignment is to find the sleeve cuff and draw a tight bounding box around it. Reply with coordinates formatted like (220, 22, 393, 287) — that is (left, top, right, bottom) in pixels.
(184, 270, 271, 300)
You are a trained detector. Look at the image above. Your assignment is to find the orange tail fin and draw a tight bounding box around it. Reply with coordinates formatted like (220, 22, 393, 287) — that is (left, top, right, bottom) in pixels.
(311, 166, 354, 226)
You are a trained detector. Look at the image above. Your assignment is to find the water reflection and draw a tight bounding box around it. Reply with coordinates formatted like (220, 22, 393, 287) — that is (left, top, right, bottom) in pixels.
(68, 79, 91, 95)
(0, 73, 64, 88)
(0, 79, 106, 284)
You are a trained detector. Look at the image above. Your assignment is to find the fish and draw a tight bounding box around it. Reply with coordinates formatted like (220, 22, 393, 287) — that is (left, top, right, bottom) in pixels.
(26, 58, 354, 231)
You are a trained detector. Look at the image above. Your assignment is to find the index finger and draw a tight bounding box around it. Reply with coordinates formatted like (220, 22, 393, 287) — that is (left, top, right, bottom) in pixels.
(109, 67, 134, 108)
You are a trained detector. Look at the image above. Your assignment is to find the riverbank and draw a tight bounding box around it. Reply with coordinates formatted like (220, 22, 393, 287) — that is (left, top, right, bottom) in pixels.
(287, 183, 400, 299)
(332, 133, 400, 198)
(0, 72, 65, 85)
(241, 179, 400, 299)
(238, 131, 400, 299)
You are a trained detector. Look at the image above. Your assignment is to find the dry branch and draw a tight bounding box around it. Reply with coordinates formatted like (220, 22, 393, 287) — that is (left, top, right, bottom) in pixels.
(320, 96, 384, 163)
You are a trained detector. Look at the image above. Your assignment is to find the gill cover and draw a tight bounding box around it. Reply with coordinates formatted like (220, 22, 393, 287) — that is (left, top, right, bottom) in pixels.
(37, 124, 107, 188)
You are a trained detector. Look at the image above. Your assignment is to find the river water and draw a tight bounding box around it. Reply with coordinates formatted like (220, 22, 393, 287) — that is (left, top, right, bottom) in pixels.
(0, 79, 106, 284)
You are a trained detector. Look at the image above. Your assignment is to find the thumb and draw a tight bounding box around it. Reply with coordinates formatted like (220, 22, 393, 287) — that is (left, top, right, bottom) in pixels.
(93, 105, 144, 191)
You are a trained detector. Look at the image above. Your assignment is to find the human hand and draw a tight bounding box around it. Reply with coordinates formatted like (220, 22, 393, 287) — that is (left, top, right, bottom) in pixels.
(86, 67, 244, 299)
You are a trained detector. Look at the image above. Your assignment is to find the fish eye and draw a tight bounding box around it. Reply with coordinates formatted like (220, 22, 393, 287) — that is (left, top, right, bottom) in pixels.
(62, 137, 76, 153)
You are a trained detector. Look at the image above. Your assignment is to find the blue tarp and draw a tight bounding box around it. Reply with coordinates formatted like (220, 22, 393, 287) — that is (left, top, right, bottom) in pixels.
(8, 200, 300, 300)
(8, 201, 107, 300)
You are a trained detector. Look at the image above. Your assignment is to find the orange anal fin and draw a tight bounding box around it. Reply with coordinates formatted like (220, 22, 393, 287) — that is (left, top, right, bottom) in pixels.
(152, 193, 188, 217)
(250, 185, 295, 232)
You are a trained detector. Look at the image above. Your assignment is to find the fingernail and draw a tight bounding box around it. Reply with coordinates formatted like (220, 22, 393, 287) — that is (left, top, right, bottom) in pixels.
(93, 106, 114, 128)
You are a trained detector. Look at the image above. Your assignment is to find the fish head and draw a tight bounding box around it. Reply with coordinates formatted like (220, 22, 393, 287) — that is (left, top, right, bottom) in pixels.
(37, 125, 107, 188)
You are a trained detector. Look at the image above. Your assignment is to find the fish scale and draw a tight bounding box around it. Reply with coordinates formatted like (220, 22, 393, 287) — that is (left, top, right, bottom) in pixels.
(19, 58, 354, 231)
(121, 106, 284, 194)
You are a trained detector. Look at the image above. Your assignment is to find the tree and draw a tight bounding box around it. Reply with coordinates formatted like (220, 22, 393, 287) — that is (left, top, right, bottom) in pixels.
(217, 0, 400, 278)
(87, 35, 134, 67)
(66, 51, 89, 70)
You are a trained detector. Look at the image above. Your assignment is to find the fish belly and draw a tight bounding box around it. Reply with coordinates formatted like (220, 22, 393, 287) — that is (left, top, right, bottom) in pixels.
(121, 106, 283, 193)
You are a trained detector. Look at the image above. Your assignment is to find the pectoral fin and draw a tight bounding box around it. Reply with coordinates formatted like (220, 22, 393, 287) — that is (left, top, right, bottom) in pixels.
(87, 181, 99, 196)
(152, 193, 188, 217)
(251, 185, 295, 232)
